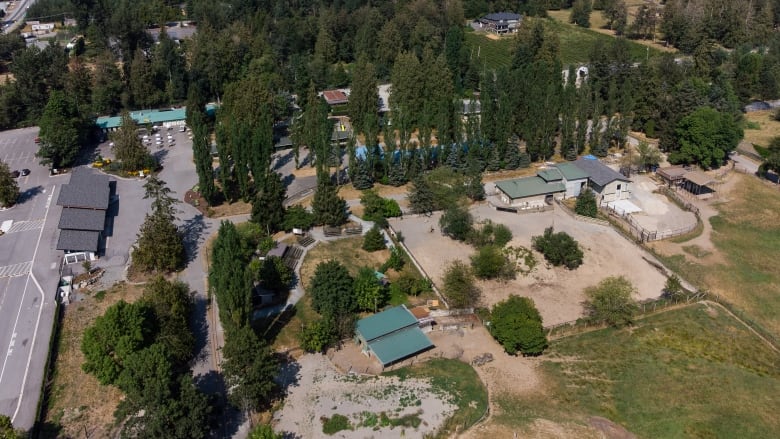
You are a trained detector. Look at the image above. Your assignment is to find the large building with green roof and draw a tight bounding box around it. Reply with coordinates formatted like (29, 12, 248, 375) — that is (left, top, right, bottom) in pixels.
(95, 104, 218, 132)
(355, 305, 434, 368)
(494, 158, 631, 208)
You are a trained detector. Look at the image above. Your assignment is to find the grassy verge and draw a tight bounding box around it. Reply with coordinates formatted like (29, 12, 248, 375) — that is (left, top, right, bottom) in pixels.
(495, 304, 780, 437)
(42, 283, 145, 438)
(384, 359, 488, 438)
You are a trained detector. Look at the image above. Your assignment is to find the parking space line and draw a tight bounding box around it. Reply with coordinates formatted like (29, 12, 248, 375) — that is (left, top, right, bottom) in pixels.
(0, 262, 33, 278)
(6, 219, 45, 233)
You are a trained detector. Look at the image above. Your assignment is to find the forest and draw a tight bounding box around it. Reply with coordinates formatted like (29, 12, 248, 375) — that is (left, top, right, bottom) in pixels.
(1, 0, 776, 218)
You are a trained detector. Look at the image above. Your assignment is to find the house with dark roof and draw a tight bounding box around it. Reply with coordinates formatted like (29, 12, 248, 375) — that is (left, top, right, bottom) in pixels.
(56, 168, 113, 262)
(355, 305, 434, 368)
(477, 12, 522, 34)
(574, 157, 631, 204)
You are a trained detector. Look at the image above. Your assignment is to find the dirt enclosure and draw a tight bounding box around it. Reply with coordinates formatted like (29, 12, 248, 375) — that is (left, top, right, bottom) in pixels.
(390, 204, 668, 326)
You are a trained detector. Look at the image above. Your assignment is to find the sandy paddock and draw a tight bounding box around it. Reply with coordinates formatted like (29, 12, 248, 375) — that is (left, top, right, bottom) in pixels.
(273, 354, 456, 438)
(390, 204, 668, 326)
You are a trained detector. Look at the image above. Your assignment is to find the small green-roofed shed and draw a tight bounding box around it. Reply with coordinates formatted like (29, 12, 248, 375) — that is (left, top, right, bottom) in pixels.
(554, 162, 589, 180)
(368, 326, 434, 366)
(495, 176, 565, 200)
(355, 305, 434, 367)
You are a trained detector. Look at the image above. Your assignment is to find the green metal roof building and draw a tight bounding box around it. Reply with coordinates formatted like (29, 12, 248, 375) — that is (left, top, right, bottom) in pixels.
(95, 104, 217, 131)
(495, 176, 565, 199)
(355, 305, 434, 367)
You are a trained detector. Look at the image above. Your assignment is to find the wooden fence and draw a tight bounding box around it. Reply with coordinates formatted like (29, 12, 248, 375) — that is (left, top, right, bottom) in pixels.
(545, 290, 708, 340)
(603, 203, 698, 243)
(555, 198, 610, 226)
(387, 223, 450, 309)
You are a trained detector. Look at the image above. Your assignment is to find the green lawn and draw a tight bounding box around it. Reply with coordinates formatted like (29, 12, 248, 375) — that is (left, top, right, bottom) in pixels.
(464, 18, 660, 69)
(495, 305, 780, 438)
(384, 359, 488, 438)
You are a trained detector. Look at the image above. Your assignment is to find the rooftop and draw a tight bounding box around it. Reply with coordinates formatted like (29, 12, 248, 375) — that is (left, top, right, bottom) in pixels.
(574, 157, 630, 187)
(56, 168, 111, 210)
(95, 104, 217, 130)
(495, 176, 565, 199)
(58, 208, 106, 231)
(684, 170, 715, 187)
(537, 167, 563, 183)
(56, 229, 100, 252)
(322, 89, 349, 106)
(367, 326, 434, 366)
(554, 162, 590, 180)
(482, 12, 521, 22)
(356, 305, 419, 342)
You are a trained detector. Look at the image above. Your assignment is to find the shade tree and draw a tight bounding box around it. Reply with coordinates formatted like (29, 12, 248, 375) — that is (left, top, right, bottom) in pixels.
(488, 295, 547, 356)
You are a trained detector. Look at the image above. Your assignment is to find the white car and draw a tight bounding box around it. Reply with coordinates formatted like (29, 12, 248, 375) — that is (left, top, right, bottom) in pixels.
(155, 141, 163, 146)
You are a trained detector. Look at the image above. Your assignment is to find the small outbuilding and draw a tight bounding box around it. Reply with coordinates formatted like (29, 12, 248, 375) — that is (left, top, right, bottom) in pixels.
(355, 305, 434, 368)
(682, 170, 716, 198)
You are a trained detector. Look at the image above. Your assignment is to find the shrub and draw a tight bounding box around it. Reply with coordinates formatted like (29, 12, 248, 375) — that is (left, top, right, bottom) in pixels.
(531, 227, 583, 269)
(584, 276, 638, 327)
(574, 188, 598, 218)
(283, 205, 315, 231)
(362, 225, 386, 251)
(439, 205, 473, 241)
(470, 245, 516, 280)
(442, 260, 481, 308)
(322, 414, 352, 435)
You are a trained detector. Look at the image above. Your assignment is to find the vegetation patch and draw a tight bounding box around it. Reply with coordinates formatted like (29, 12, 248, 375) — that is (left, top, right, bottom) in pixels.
(384, 358, 488, 437)
(497, 305, 780, 437)
(321, 413, 352, 435)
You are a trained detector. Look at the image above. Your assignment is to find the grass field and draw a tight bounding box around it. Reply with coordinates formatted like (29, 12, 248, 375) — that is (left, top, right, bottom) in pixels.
(385, 358, 488, 438)
(742, 110, 780, 148)
(658, 176, 780, 337)
(464, 17, 661, 69)
(494, 304, 780, 437)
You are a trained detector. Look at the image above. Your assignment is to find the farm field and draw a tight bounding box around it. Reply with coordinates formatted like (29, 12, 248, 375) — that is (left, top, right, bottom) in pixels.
(492, 304, 780, 438)
(652, 174, 780, 338)
(464, 17, 661, 69)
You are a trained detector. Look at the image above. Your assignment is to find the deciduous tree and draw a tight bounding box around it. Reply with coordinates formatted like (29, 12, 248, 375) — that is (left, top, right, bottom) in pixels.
(0, 159, 19, 207)
(531, 227, 584, 269)
(354, 266, 386, 312)
(37, 90, 90, 169)
(584, 276, 638, 327)
(111, 111, 154, 172)
(222, 325, 278, 413)
(489, 295, 547, 355)
(574, 188, 598, 218)
(442, 260, 481, 308)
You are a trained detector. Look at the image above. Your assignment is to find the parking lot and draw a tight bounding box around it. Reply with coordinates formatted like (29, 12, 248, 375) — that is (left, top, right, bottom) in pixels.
(0, 127, 62, 430)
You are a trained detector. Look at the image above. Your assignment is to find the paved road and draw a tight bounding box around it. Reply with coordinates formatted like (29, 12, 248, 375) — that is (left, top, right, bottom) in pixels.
(731, 151, 760, 174)
(0, 127, 62, 431)
(3, 0, 36, 33)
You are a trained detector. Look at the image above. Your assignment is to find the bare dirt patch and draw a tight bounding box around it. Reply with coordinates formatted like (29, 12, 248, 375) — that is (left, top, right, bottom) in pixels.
(273, 354, 456, 438)
(44, 282, 145, 438)
(391, 206, 667, 326)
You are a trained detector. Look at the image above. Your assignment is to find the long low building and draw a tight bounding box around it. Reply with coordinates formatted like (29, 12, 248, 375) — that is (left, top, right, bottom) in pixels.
(495, 156, 632, 209)
(56, 168, 113, 263)
(96, 104, 217, 132)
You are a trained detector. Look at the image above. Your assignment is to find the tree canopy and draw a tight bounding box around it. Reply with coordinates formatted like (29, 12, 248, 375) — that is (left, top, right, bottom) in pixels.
(532, 227, 584, 269)
(670, 106, 742, 169)
(489, 295, 547, 356)
(442, 260, 481, 308)
(585, 276, 638, 327)
(0, 159, 19, 207)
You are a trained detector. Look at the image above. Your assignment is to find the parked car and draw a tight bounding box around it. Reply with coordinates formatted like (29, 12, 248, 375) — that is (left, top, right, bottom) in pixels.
(11, 170, 20, 178)
(20, 169, 30, 176)
(34, 136, 41, 144)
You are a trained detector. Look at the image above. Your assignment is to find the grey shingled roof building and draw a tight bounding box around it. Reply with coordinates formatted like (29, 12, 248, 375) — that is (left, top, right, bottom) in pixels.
(56, 168, 112, 253)
(574, 157, 630, 187)
(56, 230, 101, 253)
(57, 167, 111, 210)
(58, 208, 106, 231)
